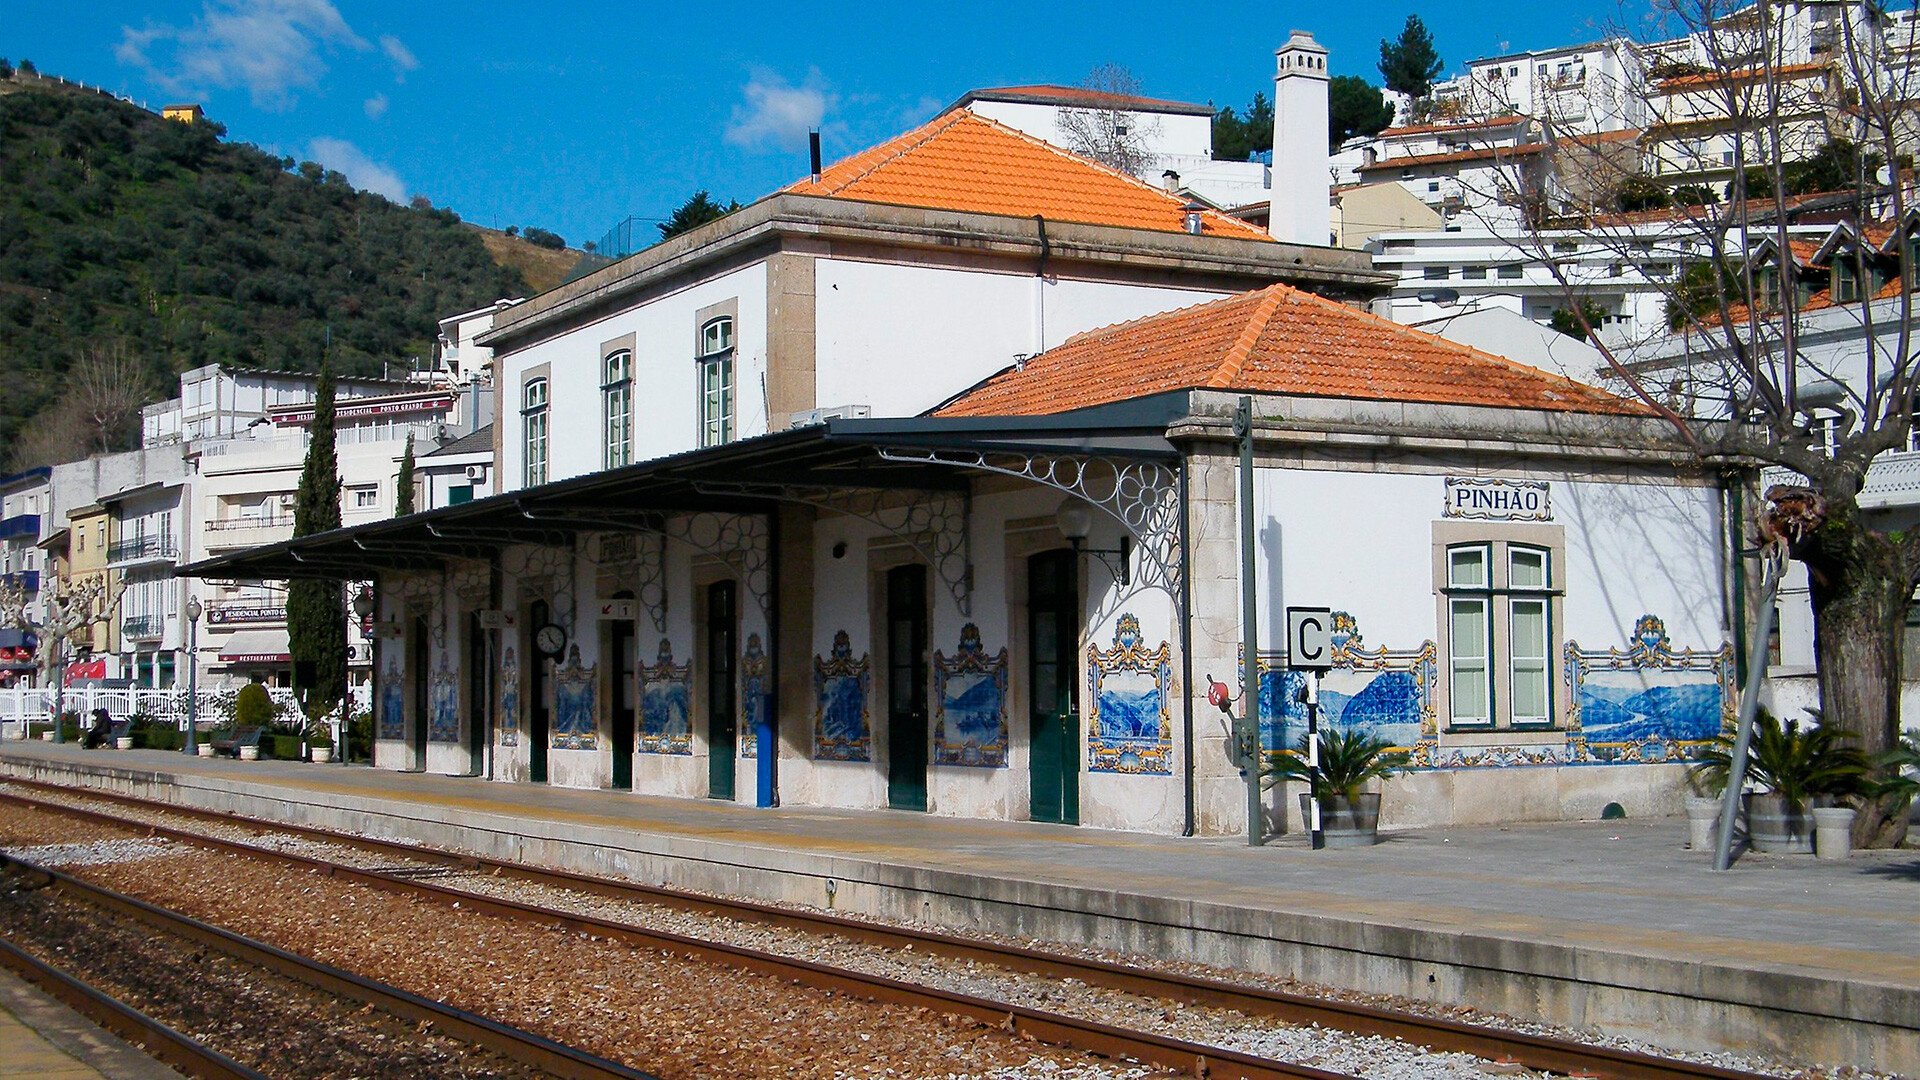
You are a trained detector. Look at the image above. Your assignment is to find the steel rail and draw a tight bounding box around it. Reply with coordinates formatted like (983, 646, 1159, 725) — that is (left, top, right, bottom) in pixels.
(2, 780, 1774, 1080)
(0, 936, 269, 1080)
(0, 850, 661, 1080)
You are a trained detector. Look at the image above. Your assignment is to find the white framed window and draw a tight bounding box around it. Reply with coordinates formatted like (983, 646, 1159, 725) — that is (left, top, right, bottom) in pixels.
(602, 350, 633, 469)
(348, 485, 378, 509)
(1446, 545, 1493, 726)
(698, 316, 735, 448)
(1506, 546, 1552, 726)
(523, 377, 550, 487)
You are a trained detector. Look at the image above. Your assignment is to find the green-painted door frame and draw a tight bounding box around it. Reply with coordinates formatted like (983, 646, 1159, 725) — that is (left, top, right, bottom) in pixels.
(707, 581, 737, 800)
(1028, 549, 1079, 825)
(886, 565, 929, 811)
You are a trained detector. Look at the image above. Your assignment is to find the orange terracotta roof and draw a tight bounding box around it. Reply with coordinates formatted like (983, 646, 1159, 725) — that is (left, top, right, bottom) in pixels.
(1704, 275, 1905, 329)
(934, 285, 1648, 418)
(958, 84, 1214, 116)
(1658, 61, 1829, 91)
(1379, 116, 1530, 139)
(784, 111, 1273, 242)
(1358, 143, 1547, 172)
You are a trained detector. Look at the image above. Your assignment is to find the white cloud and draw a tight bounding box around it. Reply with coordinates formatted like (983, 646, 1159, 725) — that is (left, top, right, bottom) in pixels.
(725, 69, 835, 153)
(117, 0, 369, 110)
(308, 137, 406, 202)
(363, 92, 388, 119)
(378, 35, 417, 81)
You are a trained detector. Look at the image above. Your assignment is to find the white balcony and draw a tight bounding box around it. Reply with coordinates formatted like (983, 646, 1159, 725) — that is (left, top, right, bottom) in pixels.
(204, 514, 295, 551)
(1762, 451, 1920, 511)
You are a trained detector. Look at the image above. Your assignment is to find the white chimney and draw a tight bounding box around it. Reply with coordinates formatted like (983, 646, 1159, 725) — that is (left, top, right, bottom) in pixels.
(1270, 30, 1331, 246)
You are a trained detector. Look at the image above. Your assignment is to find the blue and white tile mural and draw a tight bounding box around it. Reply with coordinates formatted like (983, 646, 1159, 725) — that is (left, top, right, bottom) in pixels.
(427, 659, 459, 743)
(933, 623, 1009, 767)
(377, 653, 405, 740)
(1257, 613, 1434, 753)
(1086, 613, 1173, 775)
(739, 633, 767, 759)
(813, 630, 872, 762)
(550, 645, 597, 751)
(1566, 615, 1732, 764)
(1258, 612, 1731, 769)
(497, 646, 520, 747)
(639, 639, 692, 755)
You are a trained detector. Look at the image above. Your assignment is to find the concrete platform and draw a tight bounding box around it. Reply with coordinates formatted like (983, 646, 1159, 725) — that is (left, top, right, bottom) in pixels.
(0, 967, 183, 1079)
(2, 742, 1915, 1074)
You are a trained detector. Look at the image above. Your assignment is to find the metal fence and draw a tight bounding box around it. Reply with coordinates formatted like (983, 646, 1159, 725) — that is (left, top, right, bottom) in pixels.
(0, 686, 371, 739)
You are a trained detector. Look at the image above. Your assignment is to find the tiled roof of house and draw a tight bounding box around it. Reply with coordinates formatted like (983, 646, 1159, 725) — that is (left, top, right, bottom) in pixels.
(933, 284, 1647, 418)
(1378, 116, 1530, 139)
(1657, 61, 1830, 91)
(783, 111, 1274, 241)
(955, 84, 1215, 116)
(1357, 143, 1547, 172)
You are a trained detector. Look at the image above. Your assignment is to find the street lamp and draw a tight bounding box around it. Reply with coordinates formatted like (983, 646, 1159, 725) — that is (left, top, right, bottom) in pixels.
(1055, 499, 1132, 587)
(183, 596, 202, 756)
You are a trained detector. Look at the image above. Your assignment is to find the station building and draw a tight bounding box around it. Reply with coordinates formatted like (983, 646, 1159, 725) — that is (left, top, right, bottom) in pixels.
(188, 283, 1735, 836)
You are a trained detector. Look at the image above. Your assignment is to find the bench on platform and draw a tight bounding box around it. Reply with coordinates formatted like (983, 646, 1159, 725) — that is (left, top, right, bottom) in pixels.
(209, 726, 264, 758)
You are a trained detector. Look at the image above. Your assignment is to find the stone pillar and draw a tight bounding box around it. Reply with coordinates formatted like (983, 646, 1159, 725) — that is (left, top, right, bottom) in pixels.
(1185, 443, 1250, 836)
(774, 505, 817, 781)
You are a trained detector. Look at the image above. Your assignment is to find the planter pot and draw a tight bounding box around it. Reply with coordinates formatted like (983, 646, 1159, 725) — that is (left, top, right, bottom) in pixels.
(310, 746, 333, 764)
(1746, 792, 1812, 854)
(114, 736, 134, 750)
(238, 745, 260, 761)
(1812, 806, 1856, 861)
(1298, 791, 1381, 848)
(1684, 796, 1722, 850)
(196, 744, 216, 758)
(39, 732, 54, 742)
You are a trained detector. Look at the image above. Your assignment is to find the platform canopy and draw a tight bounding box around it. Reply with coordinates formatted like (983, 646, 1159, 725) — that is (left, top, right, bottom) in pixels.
(176, 404, 1182, 582)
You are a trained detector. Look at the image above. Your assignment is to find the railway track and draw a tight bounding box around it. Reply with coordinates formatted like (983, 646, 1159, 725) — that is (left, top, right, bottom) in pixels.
(0, 780, 1774, 1080)
(0, 850, 661, 1080)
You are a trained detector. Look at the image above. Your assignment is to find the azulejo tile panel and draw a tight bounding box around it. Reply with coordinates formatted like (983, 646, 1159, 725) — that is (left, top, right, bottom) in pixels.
(1565, 614, 1733, 765)
(639, 638, 692, 755)
(497, 646, 520, 747)
(1086, 613, 1173, 775)
(427, 658, 459, 743)
(377, 654, 405, 741)
(740, 633, 767, 759)
(1256, 612, 1435, 754)
(813, 630, 872, 762)
(550, 644, 597, 751)
(933, 623, 1009, 767)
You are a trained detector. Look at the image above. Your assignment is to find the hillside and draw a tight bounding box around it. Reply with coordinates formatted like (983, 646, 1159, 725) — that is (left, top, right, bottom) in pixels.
(0, 76, 532, 466)
(471, 226, 583, 295)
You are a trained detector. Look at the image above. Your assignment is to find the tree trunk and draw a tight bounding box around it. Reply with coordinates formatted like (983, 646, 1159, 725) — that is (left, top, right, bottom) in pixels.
(1803, 507, 1914, 848)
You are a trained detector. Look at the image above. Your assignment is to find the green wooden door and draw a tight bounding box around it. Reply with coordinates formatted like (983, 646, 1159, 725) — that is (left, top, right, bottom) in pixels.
(527, 602, 549, 784)
(707, 581, 737, 800)
(886, 565, 928, 811)
(1028, 550, 1079, 825)
(610, 617, 636, 790)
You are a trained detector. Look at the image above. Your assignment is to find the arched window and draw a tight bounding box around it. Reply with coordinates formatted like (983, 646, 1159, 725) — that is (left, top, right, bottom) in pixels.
(602, 350, 633, 469)
(698, 316, 735, 447)
(522, 377, 550, 487)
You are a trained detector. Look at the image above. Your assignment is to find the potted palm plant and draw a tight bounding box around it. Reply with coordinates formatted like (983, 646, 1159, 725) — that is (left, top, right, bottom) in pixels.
(1267, 728, 1410, 847)
(1690, 708, 1871, 854)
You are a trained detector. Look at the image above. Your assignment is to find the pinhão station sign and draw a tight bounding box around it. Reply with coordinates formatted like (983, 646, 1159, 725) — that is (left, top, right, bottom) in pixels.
(1443, 477, 1551, 521)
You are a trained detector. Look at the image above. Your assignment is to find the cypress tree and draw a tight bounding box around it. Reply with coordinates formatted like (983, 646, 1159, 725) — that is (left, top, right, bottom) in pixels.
(1379, 15, 1445, 101)
(286, 362, 347, 719)
(396, 433, 416, 515)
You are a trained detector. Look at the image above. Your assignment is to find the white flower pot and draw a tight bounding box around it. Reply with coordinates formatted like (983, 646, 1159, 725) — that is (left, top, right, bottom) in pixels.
(1812, 806, 1855, 861)
(238, 745, 260, 761)
(40, 731, 54, 742)
(1684, 796, 1721, 850)
(310, 746, 332, 763)
(197, 744, 216, 757)
(114, 736, 134, 750)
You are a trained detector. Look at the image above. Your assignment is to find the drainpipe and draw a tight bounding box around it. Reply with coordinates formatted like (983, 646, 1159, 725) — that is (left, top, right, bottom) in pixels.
(1178, 455, 1196, 836)
(1032, 215, 1050, 357)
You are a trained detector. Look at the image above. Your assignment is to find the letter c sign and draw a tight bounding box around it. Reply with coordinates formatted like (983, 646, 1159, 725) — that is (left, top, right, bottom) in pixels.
(1286, 607, 1334, 672)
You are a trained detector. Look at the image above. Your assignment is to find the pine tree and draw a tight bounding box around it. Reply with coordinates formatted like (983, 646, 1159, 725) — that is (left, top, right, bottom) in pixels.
(396, 433, 416, 515)
(286, 362, 347, 719)
(657, 190, 742, 241)
(1328, 77, 1396, 148)
(1378, 16, 1444, 100)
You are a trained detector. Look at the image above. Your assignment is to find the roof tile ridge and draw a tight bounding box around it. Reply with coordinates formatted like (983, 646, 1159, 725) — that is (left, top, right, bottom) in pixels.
(1207, 285, 1289, 388)
(1059, 289, 1268, 348)
(1282, 287, 1638, 406)
(788, 111, 968, 195)
(958, 113, 1267, 238)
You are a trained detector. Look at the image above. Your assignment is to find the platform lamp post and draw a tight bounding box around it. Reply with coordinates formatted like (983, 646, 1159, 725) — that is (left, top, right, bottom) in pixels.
(183, 596, 201, 756)
(351, 586, 376, 765)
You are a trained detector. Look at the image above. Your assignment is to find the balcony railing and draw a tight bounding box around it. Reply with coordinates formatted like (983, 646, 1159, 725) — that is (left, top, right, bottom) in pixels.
(121, 615, 164, 640)
(206, 602, 286, 627)
(107, 535, 177, 563)
(207, 513, 295, 532)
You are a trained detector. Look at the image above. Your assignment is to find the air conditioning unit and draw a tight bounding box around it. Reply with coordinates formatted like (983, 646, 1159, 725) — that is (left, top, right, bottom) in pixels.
(348, 643, 371, 663)
(464, 464, 489, 482)
(791, 404, 872, 427)
(278, 494, 296, 508)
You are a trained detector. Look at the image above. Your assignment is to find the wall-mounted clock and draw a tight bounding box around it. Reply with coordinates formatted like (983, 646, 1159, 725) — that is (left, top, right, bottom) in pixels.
(534, 622, 567, 658)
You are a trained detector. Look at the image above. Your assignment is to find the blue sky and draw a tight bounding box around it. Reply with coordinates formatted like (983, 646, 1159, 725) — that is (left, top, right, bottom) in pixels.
(6, 1, 1615, 249)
